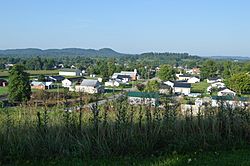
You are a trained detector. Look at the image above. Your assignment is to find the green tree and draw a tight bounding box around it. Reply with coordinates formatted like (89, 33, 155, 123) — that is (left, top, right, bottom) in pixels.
(144, 80, 159, 92)
(200, 60, 218, 79)
(222, 61, 233, 79)
(225, 73, 250, 94)
(8, 65, 31, 103)
(107, 59, 116, 76)
(157, 64, 176, 81)
(38, 74, 46, 82)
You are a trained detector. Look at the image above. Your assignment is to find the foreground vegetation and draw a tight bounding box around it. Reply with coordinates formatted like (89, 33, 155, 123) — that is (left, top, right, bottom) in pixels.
(0, 99, 249, 165)
(11, 149, 250, 166)
(0, 87, 8, 95)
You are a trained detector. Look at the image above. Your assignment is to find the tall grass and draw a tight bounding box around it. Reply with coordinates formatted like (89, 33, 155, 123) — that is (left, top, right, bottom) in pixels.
(0, 100, 249, 163)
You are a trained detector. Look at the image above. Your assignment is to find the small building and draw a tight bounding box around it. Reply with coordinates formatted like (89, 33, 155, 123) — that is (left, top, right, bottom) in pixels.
(62, 77, 84, 88)
(46, 75, 65, 82)
(187, 76, 200, 83)
(177, 74, 191, 81)
(74, 79, 104, 94)
(173, 82, 191, 95)
(116, 75, 131, 83)
(159, 84, 171, 94)
(105, 80, 120, 87)
(207, 77, 222, 84)
(127, 92, 159, 106)
(59, 68, 82, 76)
(0, 79, 8, 87)
(211, 81, 225, 88)
(112, 69, 139, 81)
(30, 81, 54, 90)
(192, 67, 200, 74)
(218, 88, 236, 96)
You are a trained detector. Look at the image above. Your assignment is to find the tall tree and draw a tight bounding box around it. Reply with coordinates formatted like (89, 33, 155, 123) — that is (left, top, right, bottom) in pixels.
(225, 73, 250, 94)
(8, 65, 31, 103)
(144, 80, 159, 92)
(200, 60, 218, 79)
(157, 64, 176, 81)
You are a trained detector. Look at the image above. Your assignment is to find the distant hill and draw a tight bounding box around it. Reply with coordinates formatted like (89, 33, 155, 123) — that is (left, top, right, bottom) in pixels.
(207, 56, 250, 61)
(0, 48, 128, 57)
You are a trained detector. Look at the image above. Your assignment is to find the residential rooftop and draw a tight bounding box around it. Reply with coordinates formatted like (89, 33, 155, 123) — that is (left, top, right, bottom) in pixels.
(127, 92, 159, 98)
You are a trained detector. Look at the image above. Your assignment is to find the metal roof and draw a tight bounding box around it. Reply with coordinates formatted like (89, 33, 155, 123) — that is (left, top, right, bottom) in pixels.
(127, 92, 159, 98)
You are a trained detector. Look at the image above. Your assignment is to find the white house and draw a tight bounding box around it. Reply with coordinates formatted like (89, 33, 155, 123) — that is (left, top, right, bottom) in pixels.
(47, 76, 65, 82)
(211, 82, 225, 88)
(112, 69, 138, 81)
(163, 81, 174, 88)
(173, 82, 191, 95)
(159, 84, 171, 94)
(62, 77, 83, 88)
(127, 92, 159, 106)
(185, 69, 193, 74)
(59, 69, 82, 76)
(187, 77, 200, 83)
(177, 74, 191, 81)
(207, 77, 222, 83)
(207, 86, 212, 93)
(218, 88, 236, 96)
(105, 80, 120, 87)
(116, 75, 131, 83)
(30, 81, 54, 90)
(74, 79, 104, 94)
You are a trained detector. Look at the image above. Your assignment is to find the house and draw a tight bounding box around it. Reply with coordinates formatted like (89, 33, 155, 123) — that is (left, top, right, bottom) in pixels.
(116, 75, 131, 83)
(218, 88, 236, 96)
(211, 96, 249, 108)
(192, 67, 200, 74)
(187, 76, 200, 83)
(4, 63, 14, 70)
(112, 69, 139, 81)
(163, 80, 174, 88)
(30, 81, 54, 90)
(207, 77, 222, 83)
(207, 86, 212, 93)
(159, 84, 171, 94)
(59, 68, 82, 76)
(127, 92, 159, 106)
(185, 69, 193, 74)
(46, 76, 65, 82)
(0, 79, 8, 87)
(177, 74, 191, 81)
(211, 82, 225, 88)
(62, 77, 84, 88)
(74, 79, 104, 94)
(173, 82, 191, 95)
(105, 80, 120, 87)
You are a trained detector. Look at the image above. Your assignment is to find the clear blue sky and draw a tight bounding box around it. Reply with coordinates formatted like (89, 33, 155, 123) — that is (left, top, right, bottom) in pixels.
(1, 0, 250, 56)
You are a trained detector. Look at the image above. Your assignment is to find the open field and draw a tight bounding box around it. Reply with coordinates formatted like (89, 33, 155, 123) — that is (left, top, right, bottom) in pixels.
(191, 81, 209, 93)
(13, 149, 250, 166)
(0, 70, 59, 77)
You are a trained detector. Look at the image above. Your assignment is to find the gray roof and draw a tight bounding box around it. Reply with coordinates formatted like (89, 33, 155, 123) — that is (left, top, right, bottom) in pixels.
(174, 82, 191, 88)
(179, 74, 191, 77)
(80, 79, 100, 87)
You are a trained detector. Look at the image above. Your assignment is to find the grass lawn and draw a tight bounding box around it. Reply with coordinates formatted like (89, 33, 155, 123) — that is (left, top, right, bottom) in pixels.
(191, 81, 209, 93)
(12, 149, 250, 166)
(0, 70, 59, 77)
(0, 87, 8, 95)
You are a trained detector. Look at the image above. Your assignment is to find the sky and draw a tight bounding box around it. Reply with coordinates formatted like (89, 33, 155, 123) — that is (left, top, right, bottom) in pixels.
(0, 0, 250, 56)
